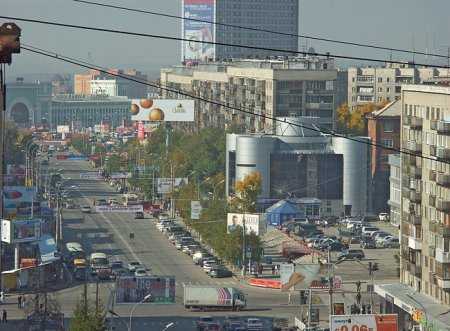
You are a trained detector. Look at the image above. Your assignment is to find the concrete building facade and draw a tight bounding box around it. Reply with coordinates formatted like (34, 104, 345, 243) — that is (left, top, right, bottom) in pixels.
(348, 63, 449, 110)
(226, 117, 372, 217)
(161, 57, 347, 132)
(366, 100, 401, 213)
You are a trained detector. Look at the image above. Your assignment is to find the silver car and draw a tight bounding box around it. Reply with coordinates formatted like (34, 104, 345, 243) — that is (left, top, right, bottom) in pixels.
(382, 237, 400, 248)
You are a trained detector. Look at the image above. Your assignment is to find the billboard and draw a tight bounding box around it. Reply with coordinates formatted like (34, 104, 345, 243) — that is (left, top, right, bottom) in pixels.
(1, 219, 42, 243)
(280, 263, 332, 292)
(131, 99, 195, 122)
(191, 200, 202, 220)
(226, 213, 266, 235)
(96, 205, 143, 213)
(3, 164, 26, 186)
(3, 186, 38, 218)
(330, 314, 398, 331)
(182, 0, 215, 62)
(157, 177, 189, 193)
(115, 276, 175, 304)
(56, 125, 70, 133)
(80, 172, 103, 179)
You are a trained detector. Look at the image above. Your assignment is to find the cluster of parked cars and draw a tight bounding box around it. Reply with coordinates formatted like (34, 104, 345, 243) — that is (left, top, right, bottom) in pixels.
(155, 215, 234, 278)
(196, 316, 294, 331)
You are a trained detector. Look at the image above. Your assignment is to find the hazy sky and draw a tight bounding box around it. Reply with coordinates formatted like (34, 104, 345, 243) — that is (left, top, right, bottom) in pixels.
(2, 0, 449, 81)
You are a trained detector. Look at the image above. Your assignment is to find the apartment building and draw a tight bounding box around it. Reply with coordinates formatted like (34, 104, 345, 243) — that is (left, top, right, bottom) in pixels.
(160, 57, 347, 132)
(366, 100, 401, 214)
(375, 85, 450, 331)
(74, 69, 148, 99)
(181, 0, 299, 63)
(348, 63, 448, 110)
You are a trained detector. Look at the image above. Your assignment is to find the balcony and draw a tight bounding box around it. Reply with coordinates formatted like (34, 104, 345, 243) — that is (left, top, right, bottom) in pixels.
(436, 147, 450, 161)
(405, 141, 422, 153)
(429, 272, 437, 284)
(436, 120, 450, 134)
(411, 265, 422, 277)
(429, 170, 437, 181)
(410, 116, 423, 129)
(429, 246, 436, 258)
(409, 191, 422, 203)
(436, 278, 450, 289)
(436, 173, 450, 187)
(408, 165, 422, 178)
(408, 236, 422, 250)
(429, 221, 437, 233)
(429, 195, 436, 207)
(435, 248, 450, 264)
(435, 223, 450, 236)
(436, 199, 450, 213)
(408, 214, 422, 225)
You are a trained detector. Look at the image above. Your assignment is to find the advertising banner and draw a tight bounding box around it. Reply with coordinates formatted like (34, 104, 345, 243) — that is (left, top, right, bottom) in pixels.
(80, 172, 103, 179)
(109, 172, 132, 179)
(1, 219, 42, 244)
(157, 177, 190, 193)
(226, 213, 265, 235)
(191, 200, 202, 220)
(56, 125, 70, 133)
(96, 205, 143, 213)
(280, 263, 332, 292)
(330, 314, 398, 331)
(131, 99, 195, 122)
(3, 164, 26, 186)
(115, 276, 175, 304)
(3, 186, 38, 218)
(182, 0, 215, 62)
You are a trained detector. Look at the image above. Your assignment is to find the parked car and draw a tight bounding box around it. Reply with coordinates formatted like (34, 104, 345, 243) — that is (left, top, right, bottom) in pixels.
(134, 268, 147, 277)
(337, 249, 365, 260)
(382, 237, 400, 248)
(209, 268, 233, 278)
(271, 317, 289, 331)
(362, 226, 380, 237)
(196, 316, 214, 331)
(203, 260, 218, 273)
(243, 318, 263, 331)
(81, 205, 91, 213)
(380, 235, 396, 245)
(134, 211, 144, 219)
(204, 323, 222, 331)
(96, 199, 108, 206)
(360, 236, 376, 249)
(375, 232, 393, 244)
(320, 241, 344, 251)
(222, 316, 241, 330)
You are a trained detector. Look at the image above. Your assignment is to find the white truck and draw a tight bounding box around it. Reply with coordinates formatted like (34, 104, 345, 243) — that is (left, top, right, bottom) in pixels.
(183, 285, 247, 311)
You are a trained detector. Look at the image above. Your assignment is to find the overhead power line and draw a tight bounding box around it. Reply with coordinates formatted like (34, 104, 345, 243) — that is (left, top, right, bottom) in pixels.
(20, 44, 450, 166)
(70, 0, 449, 60)
(1, 15, 449, 69)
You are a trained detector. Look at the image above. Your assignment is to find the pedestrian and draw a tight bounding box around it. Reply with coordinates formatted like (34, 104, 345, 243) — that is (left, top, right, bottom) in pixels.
(22, 295, 26, 308)
(17, 295, 22, 308)
(361, 303, 366, 314)
(2, 309, 6, 322)
(271, 264, 275, 275)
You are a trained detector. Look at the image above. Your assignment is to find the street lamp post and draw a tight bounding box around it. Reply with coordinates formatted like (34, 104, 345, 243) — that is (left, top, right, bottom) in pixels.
(29, 145, 40, 186)
(151, 156, 163, 204)
(44, 164, 61, 197)
(129, 294, 152, 331)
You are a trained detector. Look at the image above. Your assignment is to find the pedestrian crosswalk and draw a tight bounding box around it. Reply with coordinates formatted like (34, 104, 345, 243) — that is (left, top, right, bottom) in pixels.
(177, 280, 237, 287)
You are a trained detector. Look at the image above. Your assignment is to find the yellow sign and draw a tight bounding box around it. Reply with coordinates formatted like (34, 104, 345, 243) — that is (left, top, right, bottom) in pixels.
(412, 308, 422, 322)
(312, 296, 320, 304)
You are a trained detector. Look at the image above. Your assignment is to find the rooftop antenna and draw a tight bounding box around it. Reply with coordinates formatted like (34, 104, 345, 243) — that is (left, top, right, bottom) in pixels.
(412, 33, 415, 63)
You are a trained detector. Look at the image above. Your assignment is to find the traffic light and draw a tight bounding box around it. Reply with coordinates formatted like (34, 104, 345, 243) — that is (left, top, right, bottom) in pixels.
(372, 262, 379, 272)
(0, 23, 21, 64)
(368, 262, 373, 275)
(300, 290, 306, 305)
(356, 280, 361, 292)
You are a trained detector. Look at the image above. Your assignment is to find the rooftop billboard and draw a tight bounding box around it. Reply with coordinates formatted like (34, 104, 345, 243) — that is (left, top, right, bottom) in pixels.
(131, 99, 195, 122)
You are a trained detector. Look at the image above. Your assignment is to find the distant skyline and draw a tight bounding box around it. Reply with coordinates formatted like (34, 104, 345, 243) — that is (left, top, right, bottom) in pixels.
(2, 0, 449, 81)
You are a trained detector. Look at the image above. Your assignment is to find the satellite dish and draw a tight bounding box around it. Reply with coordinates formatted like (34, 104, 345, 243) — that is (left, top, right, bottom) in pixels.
(307, 47, 316, 55)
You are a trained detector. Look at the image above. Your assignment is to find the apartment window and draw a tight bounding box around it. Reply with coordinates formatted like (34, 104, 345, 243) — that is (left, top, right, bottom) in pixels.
(386, 87, 391, 93)
(378, 87, 383, 93)
(387, 78, 390, 82)
(378, 78, 383, 83)
(384, 122, 394, 132)
(381, 139, 393, 148)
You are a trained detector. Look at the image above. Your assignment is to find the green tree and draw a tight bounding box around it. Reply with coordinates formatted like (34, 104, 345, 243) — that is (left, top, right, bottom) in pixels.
(70, 295, 105, 331)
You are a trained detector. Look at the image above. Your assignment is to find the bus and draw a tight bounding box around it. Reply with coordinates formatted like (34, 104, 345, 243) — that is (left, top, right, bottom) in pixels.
(66, 242, 86, 263)
(122, 193, 139, 206)
(90, 252, 109, 275)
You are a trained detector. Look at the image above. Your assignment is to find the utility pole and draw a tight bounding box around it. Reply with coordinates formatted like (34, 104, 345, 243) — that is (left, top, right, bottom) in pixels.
(328, 248, 333, 316)
(241, 216, 246, 277)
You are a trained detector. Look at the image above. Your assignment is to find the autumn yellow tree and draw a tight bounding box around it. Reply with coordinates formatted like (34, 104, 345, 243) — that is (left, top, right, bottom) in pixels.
(336, 101, 388, 135)
(230, 172, 262, 213)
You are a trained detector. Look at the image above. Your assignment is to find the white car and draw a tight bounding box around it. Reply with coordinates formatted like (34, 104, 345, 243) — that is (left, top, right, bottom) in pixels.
(203, 260, 217, 273)
(128, 261, 142, 272)
(244, 318, 263, 331)
(81, 205, 91, 213)
(134, 268, 147, 277)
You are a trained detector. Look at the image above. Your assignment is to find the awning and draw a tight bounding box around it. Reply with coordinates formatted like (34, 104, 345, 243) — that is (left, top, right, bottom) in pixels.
(37, 234, 59, 265)
(375, 283, 450, 330)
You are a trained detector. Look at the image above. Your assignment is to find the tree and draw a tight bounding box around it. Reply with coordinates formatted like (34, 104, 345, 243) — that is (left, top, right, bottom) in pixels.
(230, 172, 262, 213)
(70, 295, 105, 331)
(336, 101, 389, 136)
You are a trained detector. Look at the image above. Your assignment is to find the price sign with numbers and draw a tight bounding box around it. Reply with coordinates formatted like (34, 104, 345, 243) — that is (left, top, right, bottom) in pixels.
(330, 314, 398, 331)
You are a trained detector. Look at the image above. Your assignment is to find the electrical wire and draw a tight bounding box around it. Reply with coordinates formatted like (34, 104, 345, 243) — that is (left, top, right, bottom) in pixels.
(1, 15, 449, 69)
(70, 0, 449, 60)
(20, 44, 450, 166)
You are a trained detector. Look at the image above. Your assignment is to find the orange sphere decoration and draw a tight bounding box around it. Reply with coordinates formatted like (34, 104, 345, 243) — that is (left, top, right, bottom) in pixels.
(148, 108, 165, 121)
(140, 99, 153, 109)
(131, 104, 140, 115)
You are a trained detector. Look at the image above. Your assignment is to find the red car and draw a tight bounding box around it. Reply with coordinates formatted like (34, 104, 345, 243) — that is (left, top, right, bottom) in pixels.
(204, 323, 222, 331)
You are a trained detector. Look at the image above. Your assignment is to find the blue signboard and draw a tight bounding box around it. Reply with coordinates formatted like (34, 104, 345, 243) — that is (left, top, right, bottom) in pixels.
(182, 0, 215, 62)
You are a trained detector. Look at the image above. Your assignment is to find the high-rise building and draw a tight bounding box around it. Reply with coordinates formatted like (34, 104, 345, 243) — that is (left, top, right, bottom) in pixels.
(375, 85, 450, 331)
(161, 57, 346, 132)
(181, 0, 299, 63)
